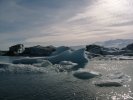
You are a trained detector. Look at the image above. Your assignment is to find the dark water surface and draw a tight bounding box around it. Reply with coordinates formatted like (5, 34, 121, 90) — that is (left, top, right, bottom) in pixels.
(0, 56, 24, 63)
(0, 56, 133, 100)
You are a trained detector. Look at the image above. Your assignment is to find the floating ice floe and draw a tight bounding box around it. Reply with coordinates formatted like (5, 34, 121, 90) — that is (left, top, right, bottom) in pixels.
(51, 61, 78, 72)
(13, 58, 44, 64)
(94, 72, 131, 87)
(94, 79, 122, 87)
(106, 72, 131, 82)
(73, 69, 101, 79)
(118, 56, 133, 60)
(0, 63, 46, 74)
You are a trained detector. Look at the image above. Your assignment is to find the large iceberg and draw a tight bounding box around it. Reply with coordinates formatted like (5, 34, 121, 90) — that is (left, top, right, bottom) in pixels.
(13, 48, 88, 68)
(46, 48, 88, 66)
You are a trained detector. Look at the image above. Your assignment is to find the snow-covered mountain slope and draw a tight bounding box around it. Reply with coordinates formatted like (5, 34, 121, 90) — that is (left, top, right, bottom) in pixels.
(95, 39, 133, 48)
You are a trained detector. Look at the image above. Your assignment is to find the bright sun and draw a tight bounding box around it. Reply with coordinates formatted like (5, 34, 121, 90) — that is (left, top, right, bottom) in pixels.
(102, 0, 130, 13)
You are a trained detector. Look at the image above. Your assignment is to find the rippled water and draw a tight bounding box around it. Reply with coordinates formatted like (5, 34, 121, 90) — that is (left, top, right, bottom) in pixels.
(0, 56, 133, 100)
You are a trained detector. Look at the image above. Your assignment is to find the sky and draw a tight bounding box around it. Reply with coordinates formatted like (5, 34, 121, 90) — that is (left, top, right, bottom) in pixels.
(0, 0, 133, 50)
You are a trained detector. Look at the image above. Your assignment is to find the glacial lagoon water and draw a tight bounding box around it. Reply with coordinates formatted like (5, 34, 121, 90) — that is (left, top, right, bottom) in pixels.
(0, 56, 133, 100)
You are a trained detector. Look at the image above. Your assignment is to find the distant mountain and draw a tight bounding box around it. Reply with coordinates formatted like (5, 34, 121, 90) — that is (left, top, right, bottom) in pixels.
(95, 39, 133, 48)
(70, 45, 85, 50)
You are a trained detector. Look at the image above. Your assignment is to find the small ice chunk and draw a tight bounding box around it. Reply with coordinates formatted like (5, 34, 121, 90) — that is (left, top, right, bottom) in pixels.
(119, 56, 133, 60)
(41, 60, 53, 67)
(54, 61, 78, 72)
(33, 60, 53, 67)
(59, 61, 78, 66)
(73, 69, 101, 79)
(94, 72, 131, 87)
(106, 72, 131, 82)
(94, 79, 122, 87)
(53, 62, 77, 72)
(107, 72, 124, 79)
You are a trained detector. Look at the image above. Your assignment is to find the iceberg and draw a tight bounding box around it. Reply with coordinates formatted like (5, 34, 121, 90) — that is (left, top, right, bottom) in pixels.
(73, 69, 101, 79)
(46, 48, 88, 66)
(12, 48, 88, 70)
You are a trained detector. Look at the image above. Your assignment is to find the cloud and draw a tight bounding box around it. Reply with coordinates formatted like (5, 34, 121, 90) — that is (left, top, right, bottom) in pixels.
(65, 0, 133, 40)
(0, 0, 133, 49)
